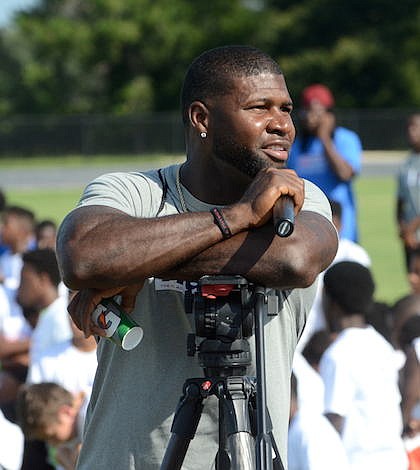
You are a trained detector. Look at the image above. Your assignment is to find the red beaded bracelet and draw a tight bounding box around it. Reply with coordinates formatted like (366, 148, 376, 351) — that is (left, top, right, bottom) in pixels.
(211, 207, 232, 239)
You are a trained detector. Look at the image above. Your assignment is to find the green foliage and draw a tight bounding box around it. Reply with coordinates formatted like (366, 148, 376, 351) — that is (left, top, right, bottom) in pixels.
(0, 0, 419, 114)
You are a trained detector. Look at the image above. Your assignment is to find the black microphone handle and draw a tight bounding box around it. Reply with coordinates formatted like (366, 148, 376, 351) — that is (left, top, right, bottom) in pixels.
(273, 196, 295, 237)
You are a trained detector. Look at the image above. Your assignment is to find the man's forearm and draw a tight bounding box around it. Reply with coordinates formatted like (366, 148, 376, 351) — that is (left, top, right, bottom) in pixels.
(0, 336, 30, 360)
(160, 211, 337, 289)
(321, 137, 354, 181)
(58, 205, 229, 290)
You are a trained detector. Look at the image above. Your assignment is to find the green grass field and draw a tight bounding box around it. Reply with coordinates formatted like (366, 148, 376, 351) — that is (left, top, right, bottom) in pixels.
(355, 177, 407, 305)
(3, 166, 408, 306)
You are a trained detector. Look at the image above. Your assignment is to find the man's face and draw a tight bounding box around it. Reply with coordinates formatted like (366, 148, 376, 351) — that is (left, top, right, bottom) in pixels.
(43, 406, 77, 446)
(1, 214, 20, 246)
(17, 263, 44, 310)
(300, 101, 328, 134)
(206, 73, 295, 179)
(408, 115, 420, 151)
(37, 226, 57, 250)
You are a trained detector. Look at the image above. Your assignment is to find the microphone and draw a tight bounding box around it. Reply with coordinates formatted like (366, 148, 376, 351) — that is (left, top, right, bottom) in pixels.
(273, 196, 295, 237)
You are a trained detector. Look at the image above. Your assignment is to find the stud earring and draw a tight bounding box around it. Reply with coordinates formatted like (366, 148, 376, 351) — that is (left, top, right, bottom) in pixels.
(200, 132, 207, 138)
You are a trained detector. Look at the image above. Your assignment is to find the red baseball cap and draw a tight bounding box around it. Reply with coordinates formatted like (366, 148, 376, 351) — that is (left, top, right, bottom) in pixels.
(301, 84, 335, 108)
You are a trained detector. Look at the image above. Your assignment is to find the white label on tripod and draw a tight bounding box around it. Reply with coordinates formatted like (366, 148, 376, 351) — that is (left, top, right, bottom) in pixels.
(267, 294, 279, 315)
(154, 279, 185, 293)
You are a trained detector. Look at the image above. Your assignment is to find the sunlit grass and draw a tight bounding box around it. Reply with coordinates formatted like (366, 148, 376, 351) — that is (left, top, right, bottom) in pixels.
(355, 177, 407, 304)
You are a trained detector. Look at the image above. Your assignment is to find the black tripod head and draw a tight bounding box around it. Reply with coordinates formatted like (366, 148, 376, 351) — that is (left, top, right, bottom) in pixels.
(185, 275, 254, 377)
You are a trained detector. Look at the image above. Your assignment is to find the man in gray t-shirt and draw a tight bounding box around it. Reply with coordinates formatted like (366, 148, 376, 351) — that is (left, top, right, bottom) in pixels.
(397, 113, 420, 269)
(57, 46, 337, 470)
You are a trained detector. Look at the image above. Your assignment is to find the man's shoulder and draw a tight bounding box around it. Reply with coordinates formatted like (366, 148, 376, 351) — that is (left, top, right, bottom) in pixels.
(77, 165, 179, 216)
(401, 153, 420, 170)
(335, 126, 360, 140)
(302, 179, 333, 222)
(322, 332, 352, 361)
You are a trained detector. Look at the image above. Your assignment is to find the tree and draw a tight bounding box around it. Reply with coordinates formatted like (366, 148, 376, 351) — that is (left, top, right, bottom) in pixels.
(0, 0, 262, 114)
(0, 0, 419, 115)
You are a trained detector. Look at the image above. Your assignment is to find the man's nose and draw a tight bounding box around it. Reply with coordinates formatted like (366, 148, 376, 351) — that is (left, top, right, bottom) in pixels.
(267, 110, 294, 135)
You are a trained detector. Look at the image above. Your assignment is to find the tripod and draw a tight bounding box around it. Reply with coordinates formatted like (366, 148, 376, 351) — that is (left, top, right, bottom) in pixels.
(160, 276, 285, 470)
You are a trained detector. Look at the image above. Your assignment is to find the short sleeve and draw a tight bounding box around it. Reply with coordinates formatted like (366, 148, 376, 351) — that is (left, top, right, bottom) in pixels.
(77, 171, 163, 218)
(302, 179, 333, 223)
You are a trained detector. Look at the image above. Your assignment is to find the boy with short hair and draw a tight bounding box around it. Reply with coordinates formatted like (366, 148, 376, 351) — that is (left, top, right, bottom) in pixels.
(320, 261, 408, 469)
(16, 382, 86, 470)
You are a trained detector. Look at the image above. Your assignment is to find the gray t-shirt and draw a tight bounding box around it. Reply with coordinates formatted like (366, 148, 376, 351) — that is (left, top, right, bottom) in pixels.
(74, 164, 332, 470)
(397, 152, 420, 223)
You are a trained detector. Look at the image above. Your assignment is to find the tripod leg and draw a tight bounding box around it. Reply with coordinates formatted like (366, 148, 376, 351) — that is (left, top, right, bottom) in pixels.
(216, 378, 256, 470)
(253, 288, 286, 470)
(160, 382, 204, 470)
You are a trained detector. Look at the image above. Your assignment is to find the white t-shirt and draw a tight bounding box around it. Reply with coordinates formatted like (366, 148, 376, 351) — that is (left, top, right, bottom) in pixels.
(414, 337, 420, 362)
(410, 337, 420, 421)
(288, 409, 350, 470)
(0, 251, 31, 340)
(0, 410, 24, 470)
(319, 326, 408, 470)
(27, 340, 97, 396)
(0, 283, 11, 333)
(292, 351, 325, 416)
(29, 296, 73, 364)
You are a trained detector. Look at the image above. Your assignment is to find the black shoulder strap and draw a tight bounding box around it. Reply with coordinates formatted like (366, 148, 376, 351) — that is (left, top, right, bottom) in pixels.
(156, 168, 168, 216)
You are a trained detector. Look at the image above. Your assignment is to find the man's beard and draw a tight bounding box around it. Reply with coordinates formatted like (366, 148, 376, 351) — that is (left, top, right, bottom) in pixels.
(213, 134, 271, 179)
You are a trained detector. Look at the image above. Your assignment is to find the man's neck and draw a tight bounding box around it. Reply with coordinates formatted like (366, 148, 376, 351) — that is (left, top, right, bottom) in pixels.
(40, 290, 59, 311)
(181, 158, 251, 205)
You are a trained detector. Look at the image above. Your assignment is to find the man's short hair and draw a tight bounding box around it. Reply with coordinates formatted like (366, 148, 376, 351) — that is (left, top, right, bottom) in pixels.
(323, 261, 375, 315)
(22, 248, 61, 287)
(2, 205, 35, 232)
(16, 382, 73, 440)
(35, 219, 57, 236)
(181, 45, 283, 124)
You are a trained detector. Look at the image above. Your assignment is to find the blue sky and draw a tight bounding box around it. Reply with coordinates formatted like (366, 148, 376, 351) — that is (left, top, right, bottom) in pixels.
(0, 0, 39, 26)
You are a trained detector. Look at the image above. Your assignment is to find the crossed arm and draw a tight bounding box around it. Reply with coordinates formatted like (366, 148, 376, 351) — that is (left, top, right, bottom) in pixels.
(56, 168, 338, 335)
(58, 205, 336, 289)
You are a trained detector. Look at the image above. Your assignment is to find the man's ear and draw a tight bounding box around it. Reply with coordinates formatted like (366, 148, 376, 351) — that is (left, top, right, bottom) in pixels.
(59, 404, 77, 419)
(188, 100, 209, 135)
(39, 271, 51, 286)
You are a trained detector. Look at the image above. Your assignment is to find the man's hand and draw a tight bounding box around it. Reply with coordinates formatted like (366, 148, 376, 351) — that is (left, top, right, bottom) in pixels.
(401, 216, 420, 249)
(68, 282, 144, 338)
(224, 167, 304, 231)
(317, 111, 336, 140)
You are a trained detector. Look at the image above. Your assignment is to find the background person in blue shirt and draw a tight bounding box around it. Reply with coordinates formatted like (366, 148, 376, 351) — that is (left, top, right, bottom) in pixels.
(288, 84, 362, 241)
